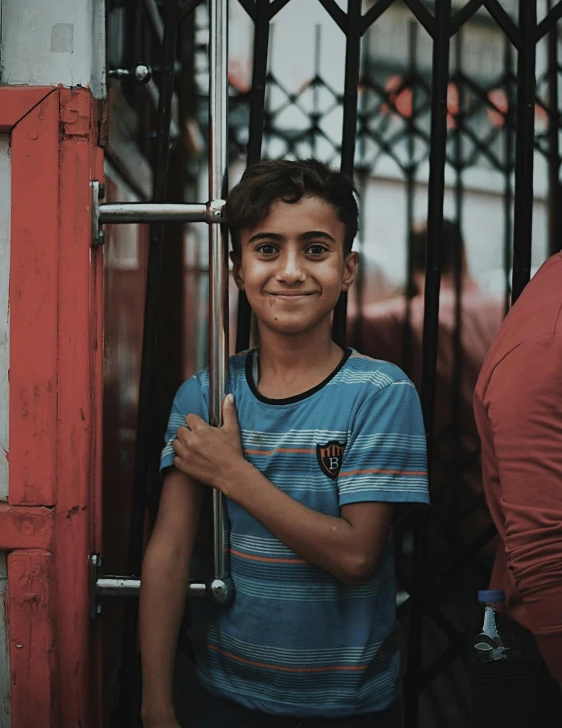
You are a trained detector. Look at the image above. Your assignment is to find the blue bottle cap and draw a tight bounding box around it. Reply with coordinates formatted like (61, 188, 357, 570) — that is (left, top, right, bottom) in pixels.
(478, 589, 505, 604)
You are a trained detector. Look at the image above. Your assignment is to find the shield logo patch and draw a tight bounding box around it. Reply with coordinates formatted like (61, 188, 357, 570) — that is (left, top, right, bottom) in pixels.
(316, 440, 346, 479)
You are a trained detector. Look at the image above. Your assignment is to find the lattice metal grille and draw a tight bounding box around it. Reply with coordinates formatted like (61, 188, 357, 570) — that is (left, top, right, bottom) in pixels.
(106, 1, 562, 726)
(190, 3, 562, 726)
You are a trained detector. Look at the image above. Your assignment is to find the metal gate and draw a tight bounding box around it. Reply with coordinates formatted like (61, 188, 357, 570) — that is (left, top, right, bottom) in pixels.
(98, 1, 562, 726)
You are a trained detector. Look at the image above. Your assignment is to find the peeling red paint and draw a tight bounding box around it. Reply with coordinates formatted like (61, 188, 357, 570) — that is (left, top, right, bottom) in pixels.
(0, 504, 54, 550)
(60, 89, 91, 138)
(8, 550, 55, 727)
(3, 86, 103, 728)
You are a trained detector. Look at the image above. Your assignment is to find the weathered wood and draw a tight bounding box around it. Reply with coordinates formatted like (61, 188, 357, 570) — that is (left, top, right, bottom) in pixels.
(0, 504, 53, 550)
(8, 549, 55, 728)
(10, 90, 60, 507)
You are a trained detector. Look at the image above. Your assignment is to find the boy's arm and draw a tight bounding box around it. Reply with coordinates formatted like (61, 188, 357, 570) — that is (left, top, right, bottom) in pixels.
(139, 468, 203, 726)
(218, 465, 393, 586)
(173, 384, 427, 586)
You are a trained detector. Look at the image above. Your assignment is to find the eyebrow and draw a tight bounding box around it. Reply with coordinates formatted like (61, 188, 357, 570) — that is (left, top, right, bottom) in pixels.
(247, 230, 336, 244)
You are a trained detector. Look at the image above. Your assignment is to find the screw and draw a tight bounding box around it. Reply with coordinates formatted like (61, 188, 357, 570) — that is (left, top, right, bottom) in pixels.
(134, 64, 151, 83)
(97, 230, 106, 247)
(98, 183, 106, 200)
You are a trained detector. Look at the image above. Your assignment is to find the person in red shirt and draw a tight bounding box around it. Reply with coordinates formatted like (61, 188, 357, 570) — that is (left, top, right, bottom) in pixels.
(474, 251, 562, 724)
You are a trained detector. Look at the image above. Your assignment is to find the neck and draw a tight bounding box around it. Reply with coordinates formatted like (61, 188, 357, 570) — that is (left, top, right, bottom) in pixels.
(256, 319, 343, 378)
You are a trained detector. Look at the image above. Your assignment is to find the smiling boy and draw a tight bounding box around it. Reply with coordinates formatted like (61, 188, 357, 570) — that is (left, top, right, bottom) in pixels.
(139, 160, 429, 728)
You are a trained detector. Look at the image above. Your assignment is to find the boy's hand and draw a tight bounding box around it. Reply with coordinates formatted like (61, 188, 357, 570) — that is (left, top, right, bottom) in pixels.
(172, 394, 244, 490)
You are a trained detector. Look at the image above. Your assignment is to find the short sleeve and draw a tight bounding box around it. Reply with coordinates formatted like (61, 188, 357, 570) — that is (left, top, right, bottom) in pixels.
(338, 380, 429, 507)
(160, 374, 208, 475)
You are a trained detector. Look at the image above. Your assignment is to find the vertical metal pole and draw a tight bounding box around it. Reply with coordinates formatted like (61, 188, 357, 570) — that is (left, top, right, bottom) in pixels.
(311, 24, 322, 158)
(403, 21, 418, 377)
(236, 0, 271, 353)
(405, 1, 451, 725)
(209, 0, 229, 584)
(333, 0, 362, 347)
(452, 29, 464, 500)
(547, 0, 561, 256)
(503, 37, 514, 315)
(352, 29, 369, 352)
(512, 0, 536, 304)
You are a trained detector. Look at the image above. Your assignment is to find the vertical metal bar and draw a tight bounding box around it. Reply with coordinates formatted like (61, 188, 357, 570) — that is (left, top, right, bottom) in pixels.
(236, 0, 271, 353)
(120, 0, 181, 723)
(333, 0, 362, 347)
(209, 0, 229, 581)
(503, 36, 514, 314)
(511, 0, 536, 304)
(451, 29, 464, 502)
(403, 21, 418, 377)
(547, 0, 561, 256)
(311, 24, 322, 157)
(404, 1, 451, 725)
(352, 29, 369, 351)
(246, 0, 270, 164)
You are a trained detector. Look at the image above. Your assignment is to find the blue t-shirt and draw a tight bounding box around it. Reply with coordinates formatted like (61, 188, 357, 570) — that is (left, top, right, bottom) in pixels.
(160, 348, 429, 718)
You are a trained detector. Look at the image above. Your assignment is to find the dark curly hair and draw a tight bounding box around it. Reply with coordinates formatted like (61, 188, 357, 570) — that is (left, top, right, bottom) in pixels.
(224, 159, 359, 256)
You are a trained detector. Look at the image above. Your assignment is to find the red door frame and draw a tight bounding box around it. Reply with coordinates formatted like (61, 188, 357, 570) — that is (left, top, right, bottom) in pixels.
(0, 86, 103, 728)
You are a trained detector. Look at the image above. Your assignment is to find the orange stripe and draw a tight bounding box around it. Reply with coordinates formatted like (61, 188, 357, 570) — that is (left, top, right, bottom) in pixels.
(339, 468, 427, 477)
(244, 447, 315, 455)
(230, 548, 306, 565)
(206, 642, 368, 673)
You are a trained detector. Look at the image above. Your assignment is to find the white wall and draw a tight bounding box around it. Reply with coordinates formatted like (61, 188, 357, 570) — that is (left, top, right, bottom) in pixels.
(0, 0, 106, 98)
(0, 137, 9, 504)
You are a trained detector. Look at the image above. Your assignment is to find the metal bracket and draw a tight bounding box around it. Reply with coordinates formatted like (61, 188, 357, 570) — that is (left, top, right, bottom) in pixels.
(108, 64, 152, 83)
(90, 181, 105, 248)
(89, 553, 234, 619)
(90, 180, 225, 248)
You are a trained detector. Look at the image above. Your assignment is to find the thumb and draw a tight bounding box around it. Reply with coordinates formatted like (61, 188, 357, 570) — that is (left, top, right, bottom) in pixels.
(222, 393, 239, 431)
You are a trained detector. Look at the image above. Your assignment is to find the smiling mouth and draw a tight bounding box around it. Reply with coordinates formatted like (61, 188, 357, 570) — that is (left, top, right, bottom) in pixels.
(266, 291, 316, 297)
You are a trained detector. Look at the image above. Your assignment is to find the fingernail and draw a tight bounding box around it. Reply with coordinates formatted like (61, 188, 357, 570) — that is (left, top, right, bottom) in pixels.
(226, 393, 234, 404)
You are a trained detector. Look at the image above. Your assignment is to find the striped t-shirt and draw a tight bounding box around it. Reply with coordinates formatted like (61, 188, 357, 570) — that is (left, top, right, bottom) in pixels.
(160, 348, 429, 718)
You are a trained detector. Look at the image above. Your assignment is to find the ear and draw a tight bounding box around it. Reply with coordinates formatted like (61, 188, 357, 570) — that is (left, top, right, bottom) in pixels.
(230, 250, 245, 290)
(341, 251, 359, 292)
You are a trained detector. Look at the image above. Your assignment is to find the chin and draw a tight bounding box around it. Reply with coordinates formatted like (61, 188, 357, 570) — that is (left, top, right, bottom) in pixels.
(261, 316, 331, 337)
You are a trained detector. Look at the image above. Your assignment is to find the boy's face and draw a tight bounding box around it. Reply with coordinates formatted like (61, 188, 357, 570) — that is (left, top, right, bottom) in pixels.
(231, 195, 359, 338)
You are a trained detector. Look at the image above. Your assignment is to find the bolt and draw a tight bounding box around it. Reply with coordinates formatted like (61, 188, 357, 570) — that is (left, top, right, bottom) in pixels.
(134, 64, 151, 83)
(98, 183, 106, 200)
(97, 230, 106, 247)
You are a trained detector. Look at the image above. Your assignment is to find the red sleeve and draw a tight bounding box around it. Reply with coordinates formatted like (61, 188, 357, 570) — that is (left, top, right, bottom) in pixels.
(486, 335, 562, 681)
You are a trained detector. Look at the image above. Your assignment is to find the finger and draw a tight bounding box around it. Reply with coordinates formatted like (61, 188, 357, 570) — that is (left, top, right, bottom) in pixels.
(173, 455, 189, 474)
(185, 413, 206, 431)
(172, 437, 188, 459)
(222, 393, 240, 432)
(175, 425, 191, 444)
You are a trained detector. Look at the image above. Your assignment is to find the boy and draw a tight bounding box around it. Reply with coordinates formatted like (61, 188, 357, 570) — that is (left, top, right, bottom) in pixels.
(139, 160, 429, 727)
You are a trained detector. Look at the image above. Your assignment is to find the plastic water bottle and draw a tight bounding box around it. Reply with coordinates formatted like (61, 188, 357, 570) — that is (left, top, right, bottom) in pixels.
(467, 590, 540, 728)
(468, 589, 518, 663)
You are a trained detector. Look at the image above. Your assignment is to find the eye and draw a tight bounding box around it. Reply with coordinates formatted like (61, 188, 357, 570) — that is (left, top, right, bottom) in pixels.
(306, 243, 329, 256)
(256, 243, 278, 255)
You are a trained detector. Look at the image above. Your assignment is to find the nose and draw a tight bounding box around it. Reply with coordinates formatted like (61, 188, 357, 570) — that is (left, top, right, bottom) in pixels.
(276, 249, 305, 284)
